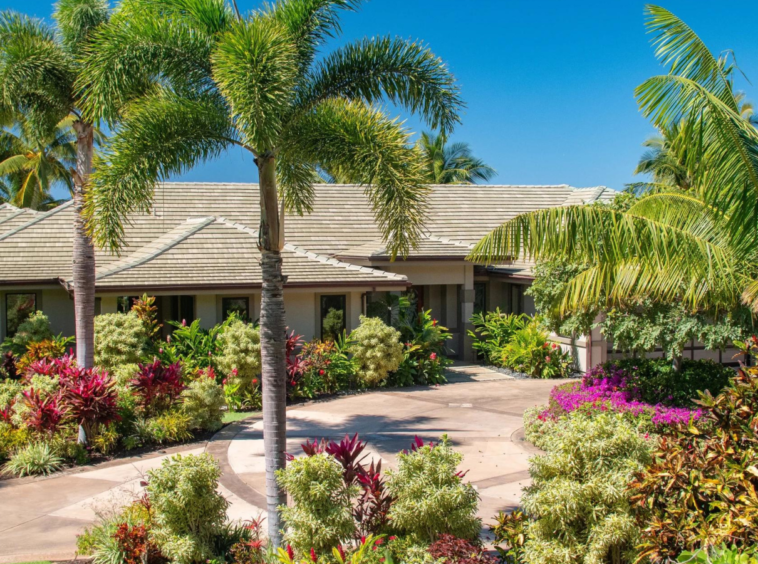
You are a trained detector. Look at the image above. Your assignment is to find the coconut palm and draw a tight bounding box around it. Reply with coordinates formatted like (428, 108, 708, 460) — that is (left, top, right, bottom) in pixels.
(79, 0, 461, 542)
(0, 1, 110, 370)
(469, 5, 758, 317)
(0, 115, 77, 210)
(417, 131, 495, 184)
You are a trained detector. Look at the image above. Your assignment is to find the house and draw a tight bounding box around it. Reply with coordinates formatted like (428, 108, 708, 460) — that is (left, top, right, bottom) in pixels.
(0, 183, 616, 363)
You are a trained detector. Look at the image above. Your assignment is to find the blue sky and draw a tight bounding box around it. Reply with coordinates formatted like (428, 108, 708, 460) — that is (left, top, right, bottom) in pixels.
(9, 0, 758, 194)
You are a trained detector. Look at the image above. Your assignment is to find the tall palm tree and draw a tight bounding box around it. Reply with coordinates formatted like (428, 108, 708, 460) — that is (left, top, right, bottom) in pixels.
(0, 115, 77, 210)
(469, 5, 758, 319)
(79, 0, 461, 542)
(0, 0, 110, 371)
(417, 131, 495, 184)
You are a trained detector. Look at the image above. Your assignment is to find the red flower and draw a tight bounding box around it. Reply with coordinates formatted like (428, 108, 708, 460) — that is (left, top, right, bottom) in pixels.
(551, 343, 558, 349)
(432, 319, 437, 326)
(319, 369, 325, 376)
(430, 352, 437, 361)
(337, 545, 346, 560)
(232, 368, 238, 376)
(389, 536, 397, 541)
(290, 380, 296, 386)
(545, 356, 551, 362)
(286, 545, 295, 560)
(252, 378, 259, 385)
(360, 536, 367, 545)
(310, 548, 317, 563)
(374, 537, 384, 546)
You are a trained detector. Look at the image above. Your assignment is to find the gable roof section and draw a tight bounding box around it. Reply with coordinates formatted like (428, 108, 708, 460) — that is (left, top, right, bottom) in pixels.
(92, 217, 407, 290)
(0, 182, 614, 287)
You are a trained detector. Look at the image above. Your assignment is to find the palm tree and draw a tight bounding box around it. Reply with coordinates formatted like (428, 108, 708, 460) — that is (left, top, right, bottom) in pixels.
(79, 0, 461, 542)
(469, 5, 758, 319)
(0, 115, 77, 210)
(0, 0, 110, 371)
(417, 131, 495, 184)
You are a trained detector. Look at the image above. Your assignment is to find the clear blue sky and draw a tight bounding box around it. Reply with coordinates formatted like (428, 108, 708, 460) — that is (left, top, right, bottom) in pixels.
(9, 0, 758, 193)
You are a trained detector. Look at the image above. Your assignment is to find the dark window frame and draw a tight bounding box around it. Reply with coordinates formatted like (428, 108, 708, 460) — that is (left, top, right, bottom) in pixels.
(5, 292, 37, 337)
(320, 294, 347, 340)
(222, 297, 250, 321)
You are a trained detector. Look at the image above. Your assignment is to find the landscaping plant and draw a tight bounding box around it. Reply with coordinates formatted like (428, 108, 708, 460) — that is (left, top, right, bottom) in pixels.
(130, 360, 185, 415)
(385, 434, 481, 543)
(501, 321, 573, 378)
(3, 441, 63, 476)
(94, 312, 148, 370)
(146, 453, 229, 564)
(391, 309, 452, 387)
(60, 367, 120, 443)
(179, 375, 225, 431)
(629, 359, 758, 561)
(349, 316, 404, 387)
(2, 311, 53, 356)
(277, 452, 358, 555)
(469, 309, 529, 365)
(520, 411, 654, 564)
(216, 318, 261, 391)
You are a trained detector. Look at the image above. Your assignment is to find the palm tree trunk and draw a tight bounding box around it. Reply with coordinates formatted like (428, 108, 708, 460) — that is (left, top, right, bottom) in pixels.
(257, 153, 287, 546)
(71, 120, 96, 373)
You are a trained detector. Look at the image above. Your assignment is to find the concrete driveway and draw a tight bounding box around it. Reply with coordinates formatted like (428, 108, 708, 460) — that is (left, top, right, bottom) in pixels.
(0, 367, 555, 563)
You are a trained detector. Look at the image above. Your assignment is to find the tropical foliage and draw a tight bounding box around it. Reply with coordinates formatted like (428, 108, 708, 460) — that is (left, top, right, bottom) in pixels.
(469, 5, 758, 319)
(416, 131, 495, 184)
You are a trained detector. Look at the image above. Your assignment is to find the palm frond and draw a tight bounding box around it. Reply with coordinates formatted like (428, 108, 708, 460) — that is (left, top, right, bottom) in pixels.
(645, 5, 738, 110)
(263, 0, 361, 72)
(78, 12, 217, 123)
(211, 18, 298, 151)
(115, 0, 232, 35)
(277, 158, 319, 215)
(85, 91, 236, 252)
(54, 0, 109, 56)
(295, 36, 462, 134)
(281, 98, 428, 258)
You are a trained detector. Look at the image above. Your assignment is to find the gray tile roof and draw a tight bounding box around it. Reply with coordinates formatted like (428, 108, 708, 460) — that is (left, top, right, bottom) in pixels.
(0, 183, 613, 288)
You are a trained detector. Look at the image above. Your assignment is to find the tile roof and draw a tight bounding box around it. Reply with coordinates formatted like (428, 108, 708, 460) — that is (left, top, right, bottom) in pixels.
(0, 182, 614, 288)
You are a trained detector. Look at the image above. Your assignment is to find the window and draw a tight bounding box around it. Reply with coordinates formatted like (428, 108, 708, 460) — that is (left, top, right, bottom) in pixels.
(6, 293, 36, 337)
(320, 294, 346, 340)
(474, 282, 487, 314)
(117, 296, 139, 313)
(223, 297, 249, 321)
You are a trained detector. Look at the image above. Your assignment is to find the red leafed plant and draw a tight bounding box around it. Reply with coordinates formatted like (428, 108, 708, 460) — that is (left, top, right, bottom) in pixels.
(130, 360, 184, 414)
(61, 368, 120, 440)
(428, 534, 497, 564)
(355, 460, 393, 537)
(300, 437, 328, 456)
(24, 353, 78, 380)
(1, 402, 13, 423)
(286, 331, 306, 395)
(21, 388, 64, 434)
(113, 522, 165, 564)
(326, 433, 368, 485)
(229, 516, 266, 564)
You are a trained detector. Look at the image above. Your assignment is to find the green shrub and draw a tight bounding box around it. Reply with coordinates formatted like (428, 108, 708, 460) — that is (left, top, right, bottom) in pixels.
(629, 366, 758, 561)
(521, 411, 653, 564)
(277, 452, 358, 555)
(349, 316, 403, 387)
(0, 422, 30, 460)
(180, 376, 225, 431)
(111, 363, 139, 388)
(77, 500, 153, 563)
(216, 319, 261, 388)
(147, 410, 193, 444)
(2, 441, 63, 476)
(385, 435, 481, 543)
(322, 307, 344, 342)
(94, 313, 148, 370)
(492, 510, 529, 564)
(391, 309, 452, 387)
(612, 357, 733, 407)
(146, 453, 228, 564)
(468, 309, 530, 365)
(501, 321, 574, 378)
(678, 546, 758, 564)
(49, 436, 89, 464)
(0, 379, 23, 410)
(3, 311, 53, 355)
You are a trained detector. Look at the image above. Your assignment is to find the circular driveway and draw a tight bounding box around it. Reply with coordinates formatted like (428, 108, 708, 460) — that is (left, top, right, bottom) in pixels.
(220, 373, 556, 522)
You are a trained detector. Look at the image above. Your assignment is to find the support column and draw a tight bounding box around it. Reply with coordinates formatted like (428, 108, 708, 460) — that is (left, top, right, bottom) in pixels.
(462, 264, 476, 362)
(349, 292, 362, 332)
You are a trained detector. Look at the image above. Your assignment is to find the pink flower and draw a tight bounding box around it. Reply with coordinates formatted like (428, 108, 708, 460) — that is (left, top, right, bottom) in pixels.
(181, 319, 187, 326)
(545, 356, 551, 362)
(232, 368, 238, 376)
(166, 335, 171, 344)
(158, 348, 164, 354)
(430, 352, 437, 360)
(551, 343, 557, 349)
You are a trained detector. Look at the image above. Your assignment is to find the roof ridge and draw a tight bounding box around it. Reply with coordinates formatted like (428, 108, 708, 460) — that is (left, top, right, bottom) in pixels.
(0, 208, 33, 228)
(96, 217, 216, 280)
(423, 233, 474, 249)
(214, 218, 407, 281)
(0, 200, 74, 242)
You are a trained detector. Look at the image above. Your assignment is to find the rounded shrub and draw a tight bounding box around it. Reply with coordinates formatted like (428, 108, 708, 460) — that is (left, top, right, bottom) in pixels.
(180, 376, 225, 431)
(349, 316, 403, 387)
(277, 452, 357, 555)
(94, 313, 148, 371)
(521, 411, 654, 564)
(216, 319, 261, 388)
(146, 453, 228, 564)
(5, 311, 52, 354)
(385, 435, 481, 543)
